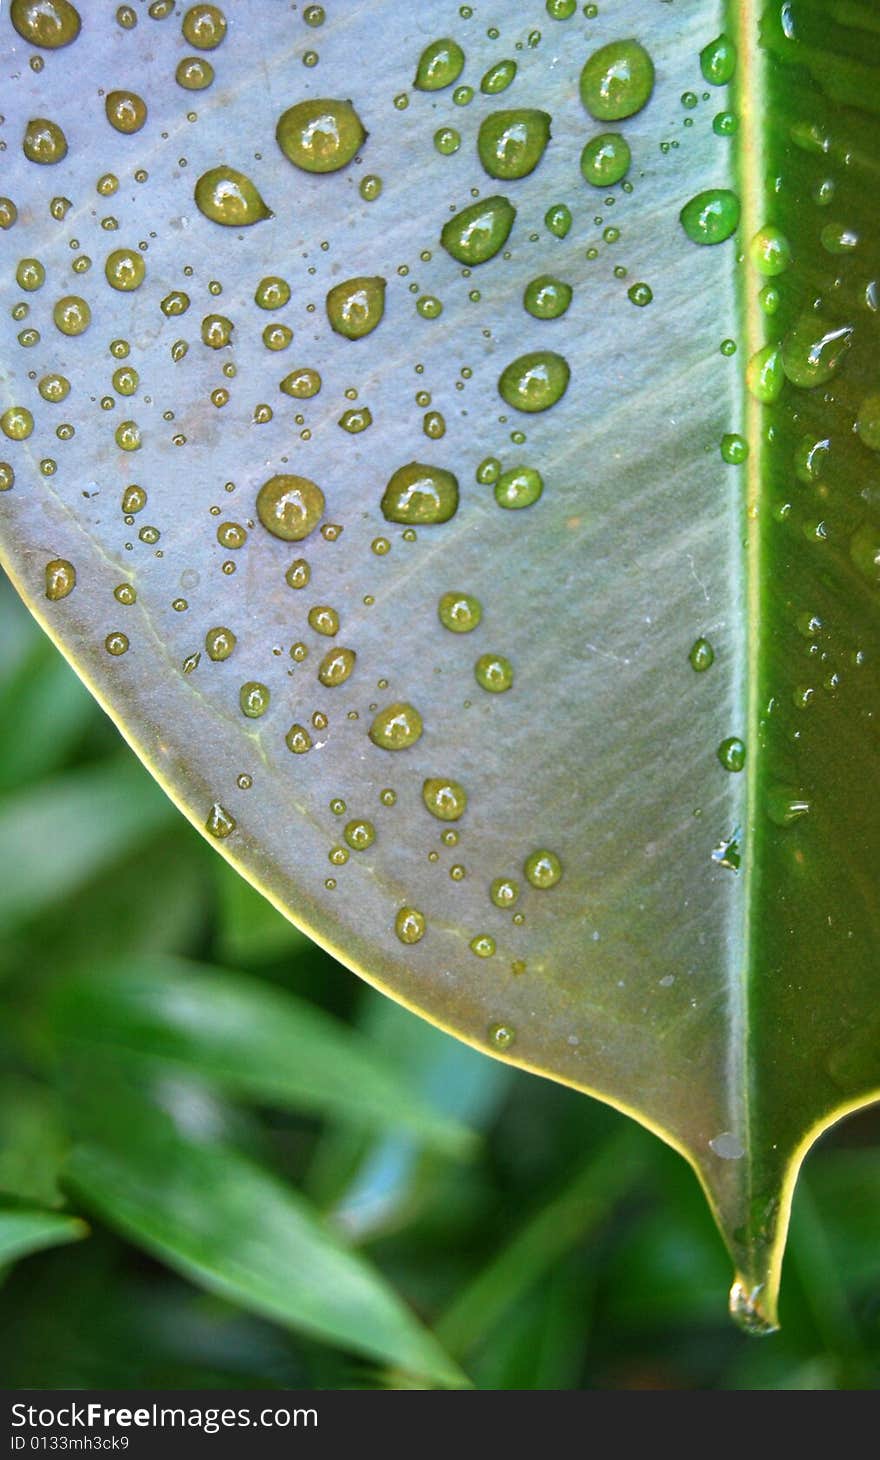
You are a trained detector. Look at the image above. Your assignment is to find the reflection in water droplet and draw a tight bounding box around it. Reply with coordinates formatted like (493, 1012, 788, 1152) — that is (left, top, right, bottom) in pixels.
(257, 474, 324, 541)
(438, 591, 482, 633)
(395, 906, 426, 944)
(440, 195, 516, 265)
(423, 778, 467, 821)
(524, 849, 562, 887)
(580, 39, 654, 121)
(717, 736, 746, 772)
(498, 351, 570, 412)
(206, 802, 236, 838)
(369, 702, 423, 750)
(326, 276, 386, 339)
(477, 109, 552, 180)
(689, 637, 715, 672)
(414, 36, 465, 91)
(276, 98, 366, 173)
(45, 558, 76, 601)
(728, 1278, 778, 1336)
(381, 462, 459, 524)
(680, 189, 740, 246)
(488, 1021, 515, 1051)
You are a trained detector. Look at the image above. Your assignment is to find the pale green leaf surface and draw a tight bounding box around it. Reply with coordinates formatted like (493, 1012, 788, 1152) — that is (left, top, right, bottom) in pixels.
(1, 1, 878, 1328)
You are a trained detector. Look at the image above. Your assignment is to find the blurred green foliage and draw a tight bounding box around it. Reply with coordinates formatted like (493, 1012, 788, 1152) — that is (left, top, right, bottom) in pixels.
(1, 577, 878, 1390)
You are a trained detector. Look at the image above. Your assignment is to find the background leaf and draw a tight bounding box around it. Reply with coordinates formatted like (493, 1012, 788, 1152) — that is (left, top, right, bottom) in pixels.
(62, 1080, 465, 1388)
(49, 954, 474, 1155)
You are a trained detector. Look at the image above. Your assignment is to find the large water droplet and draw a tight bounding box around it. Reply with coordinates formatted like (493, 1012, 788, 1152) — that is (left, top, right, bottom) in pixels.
(381, 462, 459, 524)
(276, 98, 366, 173)
(579, 39, 655, 121)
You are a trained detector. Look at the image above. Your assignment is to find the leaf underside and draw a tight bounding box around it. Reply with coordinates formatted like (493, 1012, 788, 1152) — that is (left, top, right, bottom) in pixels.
(1, 0, 877, 1328)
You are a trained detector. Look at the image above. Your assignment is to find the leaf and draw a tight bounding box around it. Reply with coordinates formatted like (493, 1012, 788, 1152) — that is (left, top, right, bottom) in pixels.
(0, 759, 175, 930)
(48, 954, 475, 1155)
(62, 1085, 466, 1387)
(0, 1197, 87, 1268)
(0, 1, 877, 1329)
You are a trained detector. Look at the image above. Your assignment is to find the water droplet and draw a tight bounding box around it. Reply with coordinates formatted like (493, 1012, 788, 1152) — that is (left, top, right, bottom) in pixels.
(253, 276, 290, 311)
(491, 877, 519, 908)
(381, 462, 459, 524)
(433, 126, 461, 155)
(115, 420, 141, 452)
(105, 248, 146, 291)
(481, 58, 517, 94)
(104, 631, 129, 656)
(205, 626, 236, 661)
(317, 646, 356, 686)
(709, 1131, 744, 1160)
(395, 906, 426, 944)
(849, 522, 880, 586)
(440, 195, 516, 266)
(45, 558, 76, 601)
(284, 720, 312, 754)
(344, 818, 375, 851)
(176, 55, 214, 89)
(781, 314, 852, 389)
(23, 117, 68, 164)
(16, 258, 45, 291)
(713, 110, 738, 137)
(544, 202, 572, 238)
(524, 849, 562, 887)
(856, 393, 880, 452)
(488, 1021, 515, 1050)
(438, 591, 482, 633)
(1, 406, 34, 441)
(49, 294, 89, 338)
(240, 681, 270, 718)
(477, 109, 551, 179)
(257, 474, 324, 541)
(0, 199, 19, 230)
(276, 98, 365, 173)
(749, 225, 791, 276)
(494, 466, 543, 510)
(470, 934, 496, 958)
(523, 275, 572, 319)
(580, 132, 631, 187)
(766, 785, 810, 827)
(580, 39, 654, 121)
(205, 802, 235, 838)
(414, 37, 465, 91)
(720, 432, 749, 465)
(194, 166, 271, 226)
(680, 189, 740, 245)
(717, 736, 746, 772)
(182, 3, 226, 47)
(627, 281, 653, 307)
(422, 778, 467, 821)
(369, 702, 423, 750)
(689, 637, 715, 672)
(359, 173, 382, 201)
(105, 90, 147, 134)
(11, 0, 82, 47)
(728, 1278, 777, 1336)
(746, 344, 784, 404)
(326, 276, 385, 339)
(700, 33, 736, 86)
(498, 351, 570, 412)
(280, 367, 321, 399)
